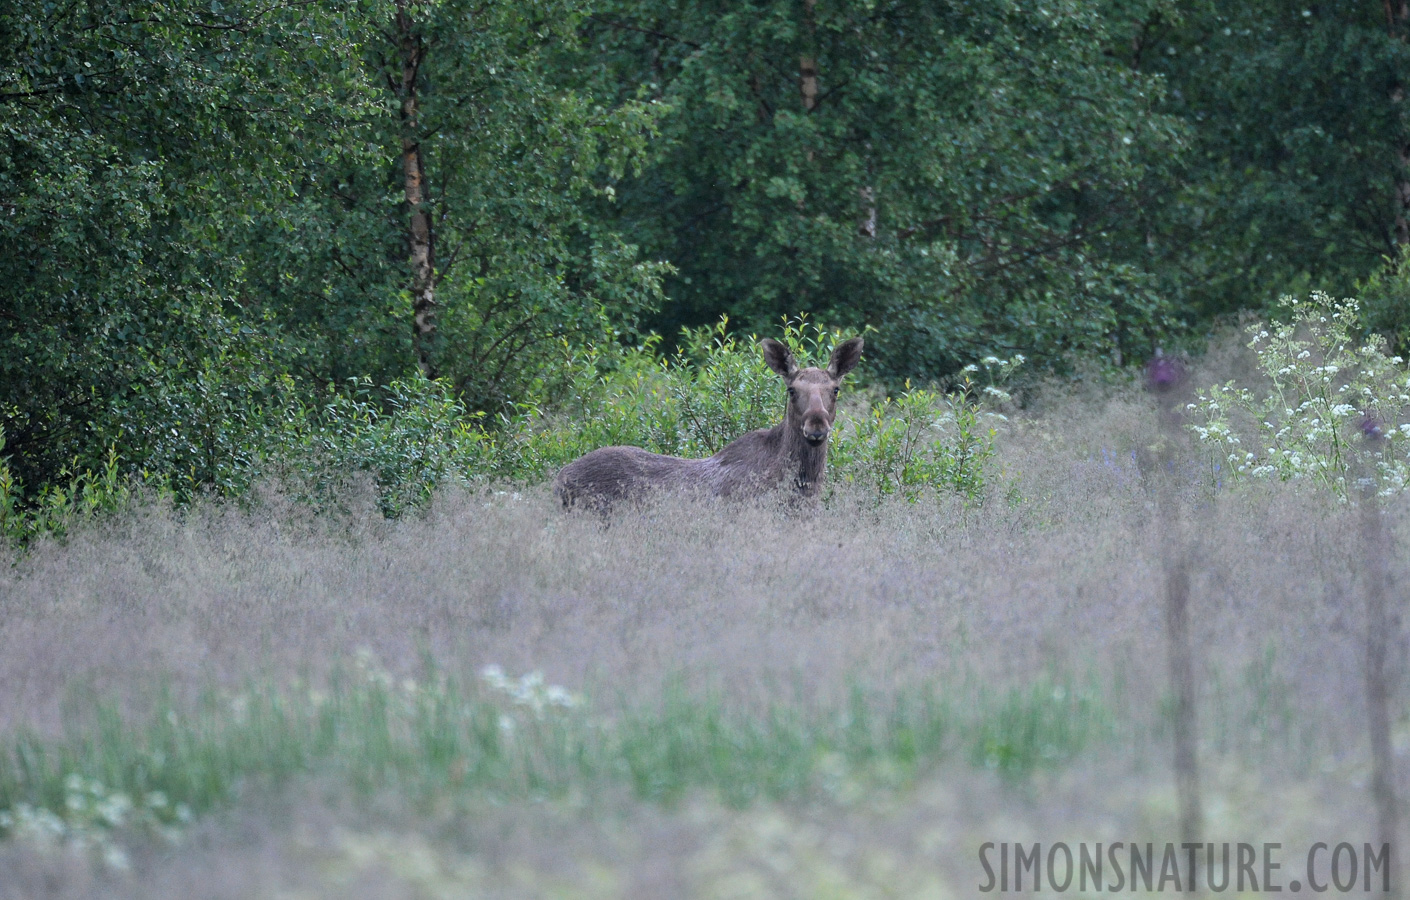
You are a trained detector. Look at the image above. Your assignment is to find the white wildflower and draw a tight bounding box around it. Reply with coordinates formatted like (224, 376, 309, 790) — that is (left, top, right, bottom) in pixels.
(101, 844, 131, 871)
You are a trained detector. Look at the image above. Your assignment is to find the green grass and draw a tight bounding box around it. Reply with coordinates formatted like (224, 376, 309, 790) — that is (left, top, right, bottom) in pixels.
(0, 660, 1117, 849)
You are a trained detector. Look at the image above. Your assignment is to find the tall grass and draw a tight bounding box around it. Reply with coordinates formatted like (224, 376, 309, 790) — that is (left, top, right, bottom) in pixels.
(0, 663, 1111, 830)
(0, 342, 1404, 895)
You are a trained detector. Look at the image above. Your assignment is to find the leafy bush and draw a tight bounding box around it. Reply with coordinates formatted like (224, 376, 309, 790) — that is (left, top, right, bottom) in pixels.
(0, 317, 1020, 549)
(1188, 292, 1410, 498)
(502, 316, 841, 481)
(277, 376, 497, 519)
(508, 317, 1017, 505)
(108, 333, 301, 501)
(1356, 246, 1410, 358)
(829, 357, 1019, 505)
(0, 427, 153, 545)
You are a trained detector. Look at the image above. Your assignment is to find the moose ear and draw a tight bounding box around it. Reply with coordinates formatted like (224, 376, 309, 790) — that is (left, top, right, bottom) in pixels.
(760, 338, 798, 378)
(827, 337, 864, 379)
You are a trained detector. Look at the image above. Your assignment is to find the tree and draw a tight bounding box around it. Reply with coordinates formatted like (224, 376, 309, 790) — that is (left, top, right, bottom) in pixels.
(1128, 1, 1410, 322)
(579, 0, 1187, 377)
(0, 0, 669, 499)
(235, 0, 669, 411)
(0, 0, 370, 494)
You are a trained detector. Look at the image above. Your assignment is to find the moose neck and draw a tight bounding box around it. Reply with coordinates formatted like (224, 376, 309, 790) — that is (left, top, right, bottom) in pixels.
(780, 407, 829, 495)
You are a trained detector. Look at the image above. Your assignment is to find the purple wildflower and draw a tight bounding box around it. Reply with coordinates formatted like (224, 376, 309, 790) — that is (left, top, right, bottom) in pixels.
(1358, 414, 1386, 444)
(1145, 352, 1186, 394)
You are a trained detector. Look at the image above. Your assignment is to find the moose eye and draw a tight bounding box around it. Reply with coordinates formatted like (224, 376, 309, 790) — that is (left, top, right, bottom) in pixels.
(787, 387, 797, 398)
(832, 388, 840, 398)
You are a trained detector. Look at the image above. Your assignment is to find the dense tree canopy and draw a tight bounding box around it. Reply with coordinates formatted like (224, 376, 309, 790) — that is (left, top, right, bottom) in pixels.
(1131, 1, 1410, 325)
(1, 0, 662, 493)
(4, 0, 1410, 499)
(1, 0, 370, 491)
(582, 0, 1186, 375)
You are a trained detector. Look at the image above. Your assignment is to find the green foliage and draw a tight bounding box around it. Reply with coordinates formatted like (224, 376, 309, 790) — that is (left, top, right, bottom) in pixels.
(282, 376, 496, 519)
(242, 0, 673, 408)
(1134, 2, 1410, 319)
(665, 317, 798, 455)
(0, 0, 670, 509)
(0, 0, 317, 510)
(829, 357, 1020, 505)
(11, 0, 1410, 525)
(1357, 245, 1410, 358)
(970, 678, 1113, 777)
(581, 0, 1186, 375)
(0, 311, 1021, 550)
(108, 326, 303, 501)
(0, 427, 151, 546)
(0, 0, 373, 497)
(506, 316, 850, 479)
(0, 313, 1024, 549)
(0, 660, 1110, 850)
(11, 0, 1410, 524)
(833, 387, 996, 505)
(509, 317, 1015, 503)
(1188, 292, 1410, 498)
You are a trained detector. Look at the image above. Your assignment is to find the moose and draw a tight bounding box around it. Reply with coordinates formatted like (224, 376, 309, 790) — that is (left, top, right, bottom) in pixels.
(554, 336, 864, 510)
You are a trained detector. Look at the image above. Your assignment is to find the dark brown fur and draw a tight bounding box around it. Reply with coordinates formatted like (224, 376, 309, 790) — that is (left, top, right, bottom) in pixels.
(554, 337, 864, 510)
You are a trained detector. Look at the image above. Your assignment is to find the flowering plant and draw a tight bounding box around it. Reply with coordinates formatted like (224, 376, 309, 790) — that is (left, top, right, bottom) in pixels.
(1188, 292, 1410, 498)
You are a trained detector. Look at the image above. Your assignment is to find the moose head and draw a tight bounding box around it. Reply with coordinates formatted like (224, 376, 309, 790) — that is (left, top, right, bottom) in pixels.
(760, 336, 865, 447)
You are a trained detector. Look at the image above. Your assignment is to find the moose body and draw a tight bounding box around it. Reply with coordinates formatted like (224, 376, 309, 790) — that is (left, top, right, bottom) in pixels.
(554, 337, 864, 510)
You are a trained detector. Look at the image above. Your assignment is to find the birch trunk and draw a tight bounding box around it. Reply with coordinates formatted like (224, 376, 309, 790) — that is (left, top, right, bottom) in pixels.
(396, 0, 437, 378)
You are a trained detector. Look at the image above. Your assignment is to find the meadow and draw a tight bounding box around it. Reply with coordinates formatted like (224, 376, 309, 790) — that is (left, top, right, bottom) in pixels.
(11, 3, 1410, 892)
(0, 351, 1404, 897)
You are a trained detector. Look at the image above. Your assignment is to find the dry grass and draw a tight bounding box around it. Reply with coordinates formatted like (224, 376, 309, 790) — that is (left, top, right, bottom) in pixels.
(0, 379, 1405, 897)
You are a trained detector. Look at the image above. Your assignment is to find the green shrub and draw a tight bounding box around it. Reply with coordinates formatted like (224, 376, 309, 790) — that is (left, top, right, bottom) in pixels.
(508, 317, 1018, 505)
(1357, 246, 1410, 358)
(1188, 292, 1410, 498)
(496, 336, 683, 483)
(502, 316, 850, 479)
(829, 357, 1019, 505)
(1, 316, 1021, 547)
(106, 339, 297, 501)
(0, 426, 152, 545)
(278, 376, 497, 519)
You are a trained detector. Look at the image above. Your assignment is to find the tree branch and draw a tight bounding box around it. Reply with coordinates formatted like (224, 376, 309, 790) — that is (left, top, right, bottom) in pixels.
(584, 15, 701, 49)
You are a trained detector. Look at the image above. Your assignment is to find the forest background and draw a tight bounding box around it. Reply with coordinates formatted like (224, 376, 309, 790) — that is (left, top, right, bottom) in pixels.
(7, 0, 1410, 519)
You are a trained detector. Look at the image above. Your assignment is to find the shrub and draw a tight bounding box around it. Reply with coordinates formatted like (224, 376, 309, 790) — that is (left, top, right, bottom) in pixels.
(277, 376, 497, 519)
(1356, 246, 1410, 359)
(1, 316, 1022, 548)
(507, 318, 1018, 505)
(829, 357, 1019, 505)
(0, 426, 152, 545)
(1187, 292, 1410, 498)
(502, 316, 849, 480)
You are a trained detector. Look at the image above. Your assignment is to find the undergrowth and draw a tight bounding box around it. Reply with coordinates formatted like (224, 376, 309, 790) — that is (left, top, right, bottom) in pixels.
(1, 317, 1020, 544)
(1188, 292, 1410, 498)
(0, 658, 1110, 867)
